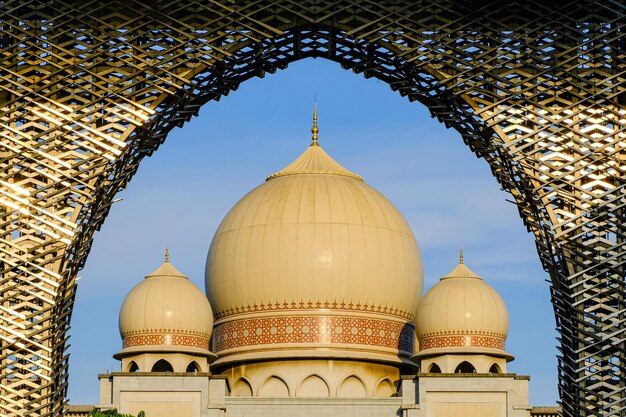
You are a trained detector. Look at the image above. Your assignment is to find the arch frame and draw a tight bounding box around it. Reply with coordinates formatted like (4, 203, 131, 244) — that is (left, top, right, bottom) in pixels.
(151, 359, 174, 373)
(257, 375, 291, 398)
(336, 374, 369, 398)
(185, 360, 201, 373)
(489, 363, 503, 374)
(231, 377, 254, 397)
(125, 361, 140, 373)
(454, 361, 477, 374)
(0, 1, 623, 416)
(427, 363, 442, 374)
(373, 377, 397, 398)
(296, 374, 331, 398)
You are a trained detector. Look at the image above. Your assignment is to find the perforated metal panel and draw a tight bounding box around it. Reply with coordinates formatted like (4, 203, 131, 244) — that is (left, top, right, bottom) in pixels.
(0, 1, 624, 416)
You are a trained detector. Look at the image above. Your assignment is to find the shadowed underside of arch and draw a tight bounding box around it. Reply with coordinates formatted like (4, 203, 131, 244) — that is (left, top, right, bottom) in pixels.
(0, 1, 624, 416)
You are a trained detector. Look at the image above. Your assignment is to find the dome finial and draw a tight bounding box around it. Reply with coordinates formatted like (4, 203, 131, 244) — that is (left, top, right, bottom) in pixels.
(459, 248, 464, 264)
(311, 102, 319, 146)
(165, 246, 170, 263)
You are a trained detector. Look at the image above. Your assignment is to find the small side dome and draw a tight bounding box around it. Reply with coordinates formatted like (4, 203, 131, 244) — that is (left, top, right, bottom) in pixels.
(414, 253, 512, 361)
(116, 250, 216, 360)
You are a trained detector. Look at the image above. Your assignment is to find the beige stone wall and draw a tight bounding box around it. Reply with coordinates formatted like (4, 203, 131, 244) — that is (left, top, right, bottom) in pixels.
(92, 370, 545, 417)
(435, 403, 500, 417)
(65, 405, 92, 417)
(224, 397, 402, 417)
(409, 374, 531, 417)
(121, 391, 201, 417)
(429, 392, 504, 417)
(98, 373, 227, 417)
(218, 359, 401, 398)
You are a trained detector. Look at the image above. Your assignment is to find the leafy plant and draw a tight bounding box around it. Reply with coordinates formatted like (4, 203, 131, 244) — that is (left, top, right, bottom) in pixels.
(87, 409, 145, 417)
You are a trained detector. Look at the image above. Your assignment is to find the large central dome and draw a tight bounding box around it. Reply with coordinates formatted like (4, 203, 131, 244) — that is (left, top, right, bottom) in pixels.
(205, 113, 423, 371)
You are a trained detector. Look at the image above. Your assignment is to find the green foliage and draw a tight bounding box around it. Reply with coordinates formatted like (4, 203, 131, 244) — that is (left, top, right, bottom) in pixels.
(87, 408, 145, 417)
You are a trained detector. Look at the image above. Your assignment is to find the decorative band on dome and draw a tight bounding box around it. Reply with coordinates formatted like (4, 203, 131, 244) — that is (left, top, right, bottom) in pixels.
(214, 301, 416, 320)
(123, 333, 210, 350)
(419, 335, 506, 351)
(213, 315, 414, 355)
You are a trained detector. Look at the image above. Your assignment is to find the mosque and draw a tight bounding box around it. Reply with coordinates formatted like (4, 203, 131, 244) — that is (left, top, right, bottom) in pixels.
(71, 110, 561, 417)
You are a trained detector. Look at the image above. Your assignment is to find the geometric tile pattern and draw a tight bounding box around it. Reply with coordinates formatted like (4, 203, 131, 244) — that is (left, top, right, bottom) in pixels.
(213, 314, 414, 354)
(0, 1, 624, 416)
(123, 334, 210, 350)
(214, 300, 415, 320)
(420, 335, 506, 351)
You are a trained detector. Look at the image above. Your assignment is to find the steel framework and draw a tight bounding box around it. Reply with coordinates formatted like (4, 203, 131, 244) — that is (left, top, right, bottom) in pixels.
(0, 0, 624, 416)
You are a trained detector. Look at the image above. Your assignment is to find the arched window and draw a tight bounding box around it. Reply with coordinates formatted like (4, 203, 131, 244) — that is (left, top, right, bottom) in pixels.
(128, 361, 139, 372)
(258, 375, 290, 397)
(428, 363, 442, 373)
(186, 361, 200, 372)
(454, 361, 476, 373)
(232, 378, 253, 397)
(374, 378, 396, 397)
(337, 375, 367, 397)
(298, 375, 330, 397)
(151, 359, 173, 372)
(489, 363, 502, 374)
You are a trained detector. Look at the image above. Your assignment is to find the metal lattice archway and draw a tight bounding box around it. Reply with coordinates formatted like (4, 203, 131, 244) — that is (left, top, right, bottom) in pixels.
(0, 1, 624, 416)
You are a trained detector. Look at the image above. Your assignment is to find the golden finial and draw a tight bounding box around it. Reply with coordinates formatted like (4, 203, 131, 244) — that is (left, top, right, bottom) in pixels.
(459, 248, 464, 264)
(165, 246, 170, 263)
(311, 103, 319, 146)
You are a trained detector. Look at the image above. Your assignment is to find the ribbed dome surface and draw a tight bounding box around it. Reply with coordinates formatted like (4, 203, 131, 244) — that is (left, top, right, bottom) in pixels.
(206, 144, 423, 320)
(118, 260, 214, 356)
(205, 141, 423, 367)
(414, 260, 509, 356)
(266, 144, 363, 181)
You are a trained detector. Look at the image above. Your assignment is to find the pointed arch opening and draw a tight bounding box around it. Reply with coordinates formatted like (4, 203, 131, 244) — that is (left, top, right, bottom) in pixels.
(298, 375, 330, 397)
(489, 363, 502, 374)
(151, 359, 174, 373)
(185, 361, 200, 373)
(454, 361, 477, 374)
(428, 363, 442, 374)
(126, 361, 139, 373)
(374, 378, 396, 397)
(337, 375, 367, 397)
(258, 375, 290, 397)
(232, 377, 253, 397)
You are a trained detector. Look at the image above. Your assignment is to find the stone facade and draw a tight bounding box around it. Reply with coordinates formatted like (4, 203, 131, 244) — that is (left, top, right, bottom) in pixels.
(94, 371, 559, 417)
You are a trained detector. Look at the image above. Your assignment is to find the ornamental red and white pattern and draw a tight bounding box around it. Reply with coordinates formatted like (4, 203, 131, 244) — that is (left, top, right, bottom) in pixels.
(123, 333, 210, 349)
(213, 315, 414, 353)
(214, 300, 414, 320)
(419, 335, 505, 351)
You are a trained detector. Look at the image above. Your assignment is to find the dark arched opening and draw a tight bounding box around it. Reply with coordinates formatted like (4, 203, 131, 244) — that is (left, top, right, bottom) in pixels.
(151, 359, 174, 373)
(428, 363, 442, 373)
(186, 361, 200, 373)
(489, 363, 502, 374)
(128, 361, 139, 373)
(454, 361, 476, 374)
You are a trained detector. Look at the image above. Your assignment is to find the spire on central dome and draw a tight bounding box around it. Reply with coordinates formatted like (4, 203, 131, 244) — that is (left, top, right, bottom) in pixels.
(311, 103, 319, 146)
(266, 106, 363, 181)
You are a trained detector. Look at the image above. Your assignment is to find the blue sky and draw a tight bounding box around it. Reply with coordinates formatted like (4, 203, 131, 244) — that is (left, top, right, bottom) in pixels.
(67, 59, 559, 405)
